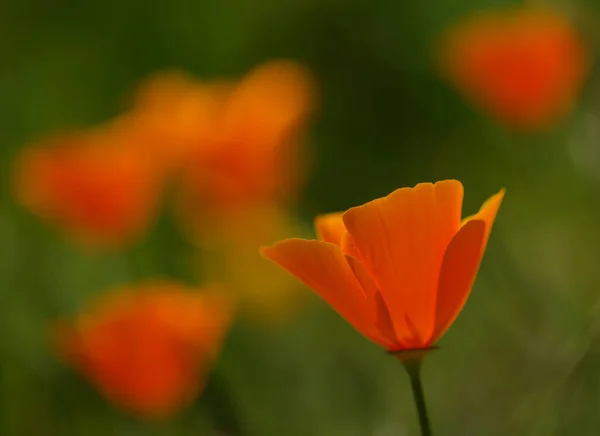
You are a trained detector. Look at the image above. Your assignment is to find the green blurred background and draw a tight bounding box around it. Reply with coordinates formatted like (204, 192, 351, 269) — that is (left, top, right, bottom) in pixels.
(3, 0, 600, 434)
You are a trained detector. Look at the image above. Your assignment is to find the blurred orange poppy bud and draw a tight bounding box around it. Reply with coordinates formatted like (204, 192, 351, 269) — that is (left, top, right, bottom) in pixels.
(52, 281, 232, 419)
(174, 60, 315, 223)
(12, 129, 164, 248)
(120, 71, 231, 172)
(438, 7, 589, 130)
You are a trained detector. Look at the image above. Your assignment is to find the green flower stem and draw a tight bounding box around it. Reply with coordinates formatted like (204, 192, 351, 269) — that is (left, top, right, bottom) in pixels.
(390, 347, 436, 436)
(404, 361, 432, 436)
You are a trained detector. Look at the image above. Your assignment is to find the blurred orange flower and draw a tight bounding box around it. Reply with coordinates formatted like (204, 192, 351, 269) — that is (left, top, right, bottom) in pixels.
(122, 61, 314, 204)
(118, 71, 231, 172)
(52, 281, 232, 419)
(12, 130, 163, 247)
(262, 180, 504, 350)
(438, 7, 589, 130)
(171, 60, 314, 223)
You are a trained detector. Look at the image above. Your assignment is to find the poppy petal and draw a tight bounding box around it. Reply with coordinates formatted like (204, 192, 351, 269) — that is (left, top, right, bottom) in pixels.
(433, 189, 504, 341)
(315, 212, 345, 245)
(432, 220, 486, 342)
(261, 239, 395, 347)
(342, 180, 464, 347)
(345, 255, 398, 348)
(341, 231, 362, 259)
(462, 188, 505, 244)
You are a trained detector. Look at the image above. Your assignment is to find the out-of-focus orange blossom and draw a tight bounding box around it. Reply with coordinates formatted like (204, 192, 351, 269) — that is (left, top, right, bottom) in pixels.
(437, 7, 589, 131)
(119, 61, 314, 207)
(52, 281, 232, 419)
(171, 60, 314, 226)
(116, 70, 232, 173)
(150, 60, 315, 323)
(13, 58, 316, 324)
(12, 130, 164, 248)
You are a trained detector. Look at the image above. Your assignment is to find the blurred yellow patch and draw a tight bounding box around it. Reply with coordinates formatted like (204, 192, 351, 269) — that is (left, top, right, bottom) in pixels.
(194, 205, 311, 325)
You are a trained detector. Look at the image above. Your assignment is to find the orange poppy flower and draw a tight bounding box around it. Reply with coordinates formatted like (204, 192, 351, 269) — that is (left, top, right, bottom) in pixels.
(438, 7, 589, 130)
(12, 130, 163, 247)
(262, 180, 504, 350)
(52, 282, 232, 419)
(174, 60, 314, 220)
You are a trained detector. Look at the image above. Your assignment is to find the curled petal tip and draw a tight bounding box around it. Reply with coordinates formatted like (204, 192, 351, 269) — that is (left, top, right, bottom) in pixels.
(258, 245, 272, 259)
(259, 239, 294, 259)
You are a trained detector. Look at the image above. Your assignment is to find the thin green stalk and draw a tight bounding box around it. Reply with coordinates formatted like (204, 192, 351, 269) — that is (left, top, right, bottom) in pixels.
(404, 362, 432, 436)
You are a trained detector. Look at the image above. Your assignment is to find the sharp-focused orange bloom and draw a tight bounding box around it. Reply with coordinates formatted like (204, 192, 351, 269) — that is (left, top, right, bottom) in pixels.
(12, 131, 163, 247)
(53, 282, 232, 419)
(262, 181, 504, 350)
(438, 7, 589, 130)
